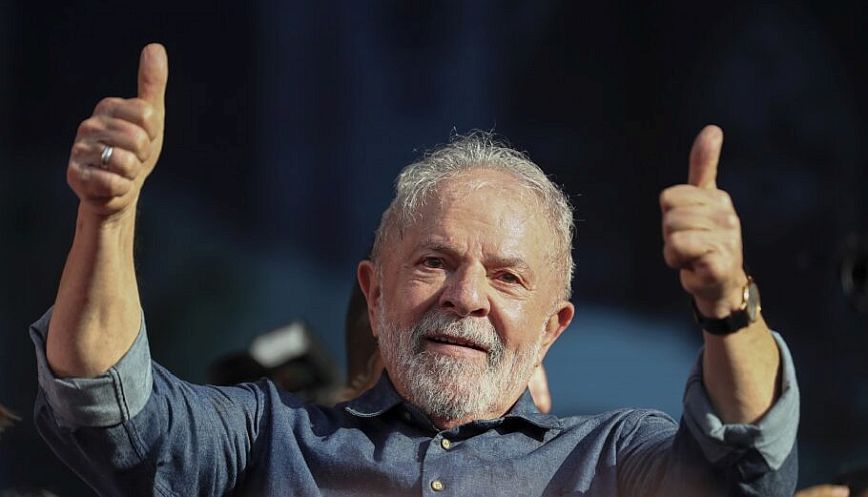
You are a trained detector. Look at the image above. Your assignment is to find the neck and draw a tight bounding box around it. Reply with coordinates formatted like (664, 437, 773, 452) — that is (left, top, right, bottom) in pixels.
(385, 370, 529, 431)
(429, 412, 494, 430)
(409, 385, 525, 430)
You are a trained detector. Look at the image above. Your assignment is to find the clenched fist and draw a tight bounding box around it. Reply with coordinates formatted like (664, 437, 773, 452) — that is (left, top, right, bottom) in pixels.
(660, 125, 747, 318)
(67, 43, 168, 220)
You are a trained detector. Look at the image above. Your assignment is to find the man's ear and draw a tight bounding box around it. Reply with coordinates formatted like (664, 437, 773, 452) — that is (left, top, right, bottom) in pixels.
(357, 260, 381, 337)
(537, 301, 575, 364)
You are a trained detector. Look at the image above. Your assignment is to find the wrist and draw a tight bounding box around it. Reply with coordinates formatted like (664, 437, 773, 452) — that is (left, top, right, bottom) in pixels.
(77, 200, 138, 231)
(693, 273, 762, 335)
(693, 272, 749, 318)
(74, 203, 138, 257)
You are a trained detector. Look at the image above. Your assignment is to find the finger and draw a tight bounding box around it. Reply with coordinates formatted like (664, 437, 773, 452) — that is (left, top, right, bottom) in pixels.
(660, 184, 732, 212)
(663, 231, 714, 269)
(70, 141, 141, 180)
(68, 160, 135, 199)
(663, 230, 728, 269)
(93, 97, 161, 140)
(663, 200, 739, 229)
(662, 208, 722, 237)
(688, 125, 723, 189)
(76, 116, 152, 162)
(137, 43, 168, 107)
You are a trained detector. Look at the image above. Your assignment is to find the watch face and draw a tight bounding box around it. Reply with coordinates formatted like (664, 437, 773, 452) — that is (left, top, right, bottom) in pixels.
(746, 280, 761, 321)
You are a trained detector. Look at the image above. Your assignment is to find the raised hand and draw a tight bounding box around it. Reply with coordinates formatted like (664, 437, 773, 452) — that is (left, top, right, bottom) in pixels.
(47, 44, 168, 378)
(67, 43, 168, 220)
(659, 126, 781, 425)
(660, 125, 746, 317)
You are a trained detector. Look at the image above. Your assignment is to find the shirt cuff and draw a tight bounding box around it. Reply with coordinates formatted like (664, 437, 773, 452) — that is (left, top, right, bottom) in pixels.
(30, 308, 153, 429)
(682, 331, 799, 471)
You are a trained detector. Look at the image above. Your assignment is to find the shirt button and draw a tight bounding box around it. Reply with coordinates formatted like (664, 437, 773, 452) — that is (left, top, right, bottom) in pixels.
(440, 438, 452, 450)
(431, 479, 444, 492)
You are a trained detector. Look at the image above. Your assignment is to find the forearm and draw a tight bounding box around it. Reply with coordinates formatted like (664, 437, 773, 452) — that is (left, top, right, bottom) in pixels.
(660, 126, 783, 423)
(46, 44, 166, 378)
(46, 204, 142, 378)
(701, 314, 781, 424)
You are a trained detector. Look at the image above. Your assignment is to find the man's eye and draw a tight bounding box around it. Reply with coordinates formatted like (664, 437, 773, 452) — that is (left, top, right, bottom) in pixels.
(497, 272, 520, 284)
(422, 257, 445, 269)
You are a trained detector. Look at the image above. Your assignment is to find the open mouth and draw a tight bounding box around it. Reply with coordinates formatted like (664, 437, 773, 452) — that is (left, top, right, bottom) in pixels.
(425, 334, 489, 354)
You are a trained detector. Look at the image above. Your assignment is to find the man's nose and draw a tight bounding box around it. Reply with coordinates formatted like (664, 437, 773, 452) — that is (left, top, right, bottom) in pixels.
(439, 266, 490, 317)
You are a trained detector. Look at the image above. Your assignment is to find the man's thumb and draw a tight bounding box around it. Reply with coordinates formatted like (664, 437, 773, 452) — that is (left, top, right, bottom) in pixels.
(688, 125, 723, 189)
(137, 43, 168, 105)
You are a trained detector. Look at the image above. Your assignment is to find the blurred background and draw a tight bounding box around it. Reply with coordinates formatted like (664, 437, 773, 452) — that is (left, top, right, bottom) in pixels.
(1, 0, 866, 494)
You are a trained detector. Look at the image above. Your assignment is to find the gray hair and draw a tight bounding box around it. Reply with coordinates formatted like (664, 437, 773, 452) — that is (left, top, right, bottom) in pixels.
(372, 131, 575, 299)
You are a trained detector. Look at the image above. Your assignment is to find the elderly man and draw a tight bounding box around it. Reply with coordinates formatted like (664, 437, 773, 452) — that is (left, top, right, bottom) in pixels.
(32, 44, 797, 496)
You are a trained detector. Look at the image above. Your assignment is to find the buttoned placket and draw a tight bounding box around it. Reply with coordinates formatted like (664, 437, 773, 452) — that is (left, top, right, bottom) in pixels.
(420, 430, 458, 495)
(343, 377, 566, 496)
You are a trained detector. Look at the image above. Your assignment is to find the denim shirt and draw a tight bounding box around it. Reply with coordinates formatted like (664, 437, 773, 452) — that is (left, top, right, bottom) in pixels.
(30, 309, 799, 496)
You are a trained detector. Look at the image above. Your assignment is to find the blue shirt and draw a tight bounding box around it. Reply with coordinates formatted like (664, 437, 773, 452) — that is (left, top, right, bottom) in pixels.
(30, 309, 799, 496)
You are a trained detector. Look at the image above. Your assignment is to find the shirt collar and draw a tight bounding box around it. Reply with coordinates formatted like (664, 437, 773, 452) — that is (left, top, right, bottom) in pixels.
(343, 374, 404, 418)
(506, 388, 563, 431)
(343, 374, 562, 432)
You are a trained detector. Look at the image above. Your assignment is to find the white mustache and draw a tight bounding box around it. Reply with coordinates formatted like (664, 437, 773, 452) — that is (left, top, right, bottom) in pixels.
(408, 311, 504, 363)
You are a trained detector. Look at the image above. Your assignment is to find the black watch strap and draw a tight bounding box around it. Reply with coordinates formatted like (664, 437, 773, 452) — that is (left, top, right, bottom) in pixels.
(692, 299, 751, 335)
(691, 276, 761, 335)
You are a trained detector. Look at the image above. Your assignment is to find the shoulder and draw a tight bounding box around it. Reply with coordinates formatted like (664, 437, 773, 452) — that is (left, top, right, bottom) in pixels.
(555, 408, 678, 447)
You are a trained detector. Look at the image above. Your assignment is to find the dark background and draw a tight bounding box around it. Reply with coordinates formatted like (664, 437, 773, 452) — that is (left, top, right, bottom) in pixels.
(1, 1, 866, 494)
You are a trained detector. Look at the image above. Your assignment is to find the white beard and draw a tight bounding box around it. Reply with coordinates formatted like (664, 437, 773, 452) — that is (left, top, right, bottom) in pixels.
(376, 298, 542, 422)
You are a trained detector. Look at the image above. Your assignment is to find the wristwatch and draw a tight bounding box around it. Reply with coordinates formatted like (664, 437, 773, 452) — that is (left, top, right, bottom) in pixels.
(692, 275, 761, 335)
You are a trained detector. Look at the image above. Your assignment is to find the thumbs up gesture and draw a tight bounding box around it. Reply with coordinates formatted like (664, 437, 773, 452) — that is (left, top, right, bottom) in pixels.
(67, 44, 168, 220)
(660, 125, 748, 318)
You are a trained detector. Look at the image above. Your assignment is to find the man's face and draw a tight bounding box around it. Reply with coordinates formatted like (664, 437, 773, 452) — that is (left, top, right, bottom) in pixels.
(360, 169, 574, 427)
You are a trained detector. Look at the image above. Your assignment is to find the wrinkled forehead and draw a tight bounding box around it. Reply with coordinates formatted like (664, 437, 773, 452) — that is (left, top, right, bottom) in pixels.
(408, 170, 557, 257)
(427, 168, 546, 216)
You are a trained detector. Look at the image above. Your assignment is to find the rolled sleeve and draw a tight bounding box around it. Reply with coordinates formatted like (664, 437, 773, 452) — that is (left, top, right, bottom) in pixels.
(29, 308, 153, 429)
(682, 331, 799, 471)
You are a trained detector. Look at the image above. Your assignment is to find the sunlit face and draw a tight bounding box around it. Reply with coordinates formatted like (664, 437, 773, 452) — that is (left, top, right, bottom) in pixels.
(359, 169, 574, 428)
